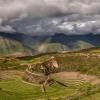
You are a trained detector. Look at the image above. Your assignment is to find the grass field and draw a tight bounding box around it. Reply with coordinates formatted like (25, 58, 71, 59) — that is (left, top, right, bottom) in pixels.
(0, 47, 100, 100)
(0, 75, 77, 100)
(0, 73, 100, 100)
(81, 93, 100, 100)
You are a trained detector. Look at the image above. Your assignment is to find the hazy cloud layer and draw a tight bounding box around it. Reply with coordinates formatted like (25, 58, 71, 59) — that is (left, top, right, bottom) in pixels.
(0, 18, 15, 32)
(0, 25, 15, 32)
(1, 0, 100, 34)
(0, 0, 100, 21)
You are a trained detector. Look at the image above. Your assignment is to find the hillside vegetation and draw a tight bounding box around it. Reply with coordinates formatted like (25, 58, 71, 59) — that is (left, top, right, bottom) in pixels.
(0, 32, 100, 56)
(0, 47, 100, 100)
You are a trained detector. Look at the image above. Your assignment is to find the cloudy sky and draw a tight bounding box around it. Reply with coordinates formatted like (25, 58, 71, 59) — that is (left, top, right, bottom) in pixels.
(0, 0, 100, 35)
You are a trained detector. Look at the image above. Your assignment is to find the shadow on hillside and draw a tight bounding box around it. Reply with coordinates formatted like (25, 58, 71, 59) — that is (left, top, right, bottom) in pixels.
(0, 32, 100, 55)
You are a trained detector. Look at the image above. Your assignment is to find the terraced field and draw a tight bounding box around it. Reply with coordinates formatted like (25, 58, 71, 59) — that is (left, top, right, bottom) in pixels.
(0, 71, 100, 100)
(0, 47, 100, 100)
(0, 71, 78, 100)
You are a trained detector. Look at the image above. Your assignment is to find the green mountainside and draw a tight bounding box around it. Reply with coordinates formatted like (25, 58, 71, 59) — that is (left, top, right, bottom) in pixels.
(0, 36, 97, 56)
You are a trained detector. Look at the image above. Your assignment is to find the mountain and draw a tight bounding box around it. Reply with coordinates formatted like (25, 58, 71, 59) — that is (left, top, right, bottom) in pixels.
(0, 32, 100, 56)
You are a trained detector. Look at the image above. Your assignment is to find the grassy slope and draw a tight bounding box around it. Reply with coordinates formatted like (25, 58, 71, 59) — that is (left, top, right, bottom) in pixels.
(75, 40, 94, 50)
(18, 47, 100, 76)
(0, 76, 76, 100)
(0, 47, 100, 100)
(37, 43, 68, 53)
(0, 35, 97, 56)
(0, 37, 39, 56)
(81, 93, 100, 100)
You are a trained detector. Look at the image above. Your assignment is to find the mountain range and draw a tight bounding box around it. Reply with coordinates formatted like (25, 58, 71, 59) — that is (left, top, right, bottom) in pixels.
(0, 32, 100, 56)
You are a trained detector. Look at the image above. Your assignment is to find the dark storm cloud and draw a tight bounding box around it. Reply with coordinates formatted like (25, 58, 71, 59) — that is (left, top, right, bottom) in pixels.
(0, 0, 100, 34)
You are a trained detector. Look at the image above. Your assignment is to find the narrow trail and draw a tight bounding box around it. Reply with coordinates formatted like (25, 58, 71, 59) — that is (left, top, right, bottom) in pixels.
(25, 69, 44, 76)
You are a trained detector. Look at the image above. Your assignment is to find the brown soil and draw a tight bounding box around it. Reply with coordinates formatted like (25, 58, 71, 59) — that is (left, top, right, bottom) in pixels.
(0, 70, 24, 79)
(51, 72, 100, 85)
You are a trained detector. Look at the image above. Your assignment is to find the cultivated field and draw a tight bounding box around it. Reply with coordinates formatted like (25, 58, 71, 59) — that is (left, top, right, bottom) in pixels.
(0, 47, 100, 100)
